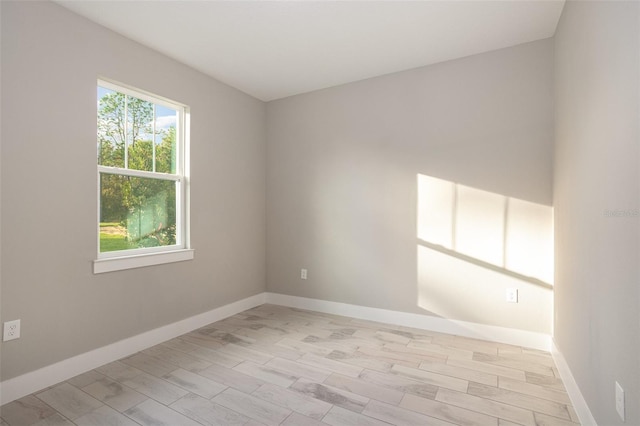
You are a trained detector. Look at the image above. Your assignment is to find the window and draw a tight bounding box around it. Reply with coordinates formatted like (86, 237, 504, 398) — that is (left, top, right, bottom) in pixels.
(93, 79, 192, 273)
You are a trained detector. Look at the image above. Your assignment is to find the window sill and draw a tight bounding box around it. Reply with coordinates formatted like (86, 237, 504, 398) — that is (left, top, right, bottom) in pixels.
(93, 249, 194, 274)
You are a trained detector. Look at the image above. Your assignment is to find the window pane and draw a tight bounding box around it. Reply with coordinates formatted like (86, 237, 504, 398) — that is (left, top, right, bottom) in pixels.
(155, 106, 178, 174)
(97, 87, 125, 168)
(99, 174, 177, 253)
(126, 95, 154, 172)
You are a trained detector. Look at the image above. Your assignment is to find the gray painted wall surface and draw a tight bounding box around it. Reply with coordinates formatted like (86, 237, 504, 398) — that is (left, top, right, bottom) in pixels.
(266, 40, 554, 333)
(0, 1, 266, 380)
(554, 2, 640, 424)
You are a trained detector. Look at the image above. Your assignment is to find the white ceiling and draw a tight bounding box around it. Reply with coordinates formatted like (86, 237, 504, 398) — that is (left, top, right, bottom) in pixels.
(57, 1, 565, 101)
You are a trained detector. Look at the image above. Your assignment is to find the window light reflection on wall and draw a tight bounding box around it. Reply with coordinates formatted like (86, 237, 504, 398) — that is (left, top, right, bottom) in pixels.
(417, 174, 553, 284)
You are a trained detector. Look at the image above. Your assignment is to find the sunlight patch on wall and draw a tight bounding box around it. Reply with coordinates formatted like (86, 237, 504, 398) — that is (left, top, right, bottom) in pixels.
(417, 245, 552, 333)
(417, 176, 454, 248)
(417, 174, 553, 284)
(456, 184, 506, 266)
(505, 198, 554, 283)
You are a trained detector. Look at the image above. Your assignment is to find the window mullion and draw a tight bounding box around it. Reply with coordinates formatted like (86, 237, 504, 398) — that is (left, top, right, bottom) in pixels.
(98, 166, 180, 181)
(152, 104, 156, 172)
(124, 94, 129, 169)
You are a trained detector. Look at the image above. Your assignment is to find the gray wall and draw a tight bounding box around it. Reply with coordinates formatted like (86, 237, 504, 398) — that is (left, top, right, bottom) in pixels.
(0, 1, 266, 381)
(554, 2, 640, 424)
(266, 40, 554, 333)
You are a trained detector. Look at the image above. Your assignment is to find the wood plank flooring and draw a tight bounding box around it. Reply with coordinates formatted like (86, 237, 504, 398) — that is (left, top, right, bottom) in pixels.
(0, 305, 580, 426)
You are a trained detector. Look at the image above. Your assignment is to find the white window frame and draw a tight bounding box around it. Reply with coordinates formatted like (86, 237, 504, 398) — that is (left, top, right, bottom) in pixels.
(93, 79, 193, 274)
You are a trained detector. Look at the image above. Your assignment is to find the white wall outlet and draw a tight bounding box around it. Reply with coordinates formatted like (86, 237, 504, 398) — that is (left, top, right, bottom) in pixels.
(3, 319, 21, 341)
(506, 288, 518, 303)
(615, 381, 625, 421)
(300, 268, 308, 280)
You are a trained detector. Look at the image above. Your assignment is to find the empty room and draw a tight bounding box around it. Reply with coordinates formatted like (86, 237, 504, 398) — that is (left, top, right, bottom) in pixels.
(1, 1, 638, 425)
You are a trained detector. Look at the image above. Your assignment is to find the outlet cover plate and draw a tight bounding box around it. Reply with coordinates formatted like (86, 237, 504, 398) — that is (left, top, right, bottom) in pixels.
(506, 288, 518, 303)
(3, 319, 21, 341)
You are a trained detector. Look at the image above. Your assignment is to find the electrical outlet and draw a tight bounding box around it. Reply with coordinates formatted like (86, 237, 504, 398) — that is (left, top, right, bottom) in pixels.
(3, 319, 21, 341)
(615, 381, 625, 421)
(301, 268, 308, 280)
(506, 288, 518, 303)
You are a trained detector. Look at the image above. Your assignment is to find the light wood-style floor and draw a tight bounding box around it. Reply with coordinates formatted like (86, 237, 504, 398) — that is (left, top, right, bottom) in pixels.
(1, 304, 579, 426)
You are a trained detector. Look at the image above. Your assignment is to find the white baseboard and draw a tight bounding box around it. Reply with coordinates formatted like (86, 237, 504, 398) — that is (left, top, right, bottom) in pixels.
(551, 340, 597, 425)
(0, 292, 266, 405)
(265, 292, 551, 351)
